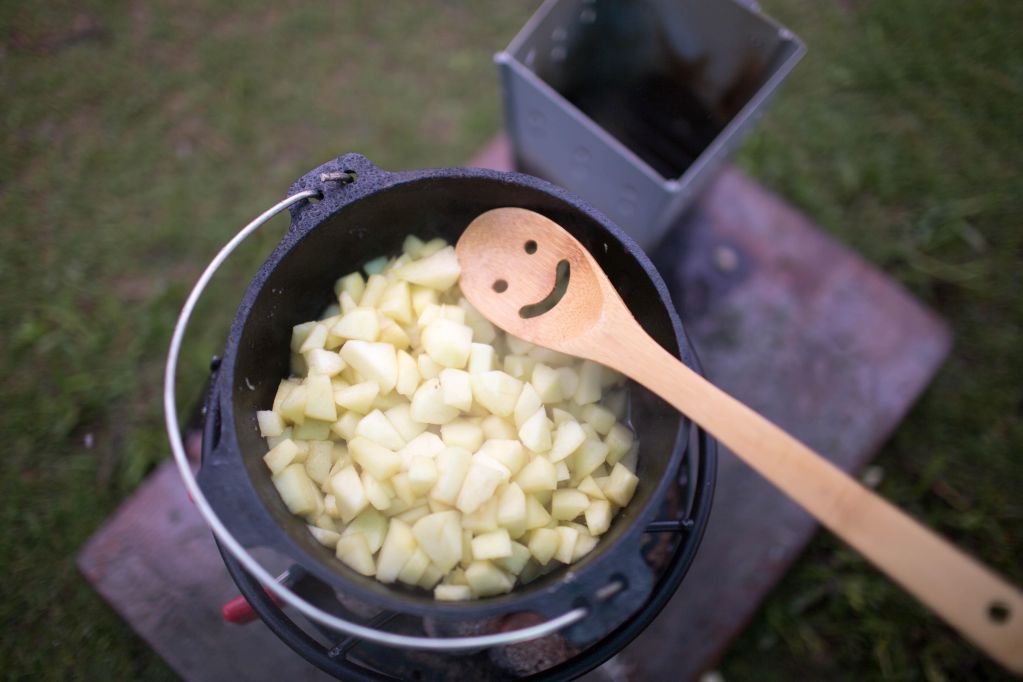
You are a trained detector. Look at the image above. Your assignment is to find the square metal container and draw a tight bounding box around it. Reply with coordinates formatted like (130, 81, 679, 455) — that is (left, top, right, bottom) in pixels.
(496, 0, 805, 249)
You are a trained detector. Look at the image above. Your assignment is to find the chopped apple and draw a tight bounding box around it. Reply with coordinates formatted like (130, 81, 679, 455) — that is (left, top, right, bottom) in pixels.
(456, 457, 509, 514)
(375, 519, 417, 583)
(514, 456, 558, 493)
(395, 246, 460, 290)
(531, 363, 563, 403)
(257, 410, 285, 437)
(304, 348, 346, 377)
(361, 471, 394, 511)
(263, 438, 301, 475)
(397, 548, 431, 585)
(460, 494, 499, 532)
(465, 560, 513, 597)
(395, 504, 431, 524)
(496, 482, 527, 538)
(573, 361, 602, 405)
(360, 273, 388, 307)
(342, 508, 388, 552)
(412, 510, 462, 572)
(604, 423, 634, 465)
(291, 321, 318, 352)
(349, 436, 401, 481)
(527, 528, 560, 566)
(434, 584, 472, 601)
(410, 285, 439, 318)
(571, 438, 610, 483)
(408, 456, 439, 496)
(390, 472, 417, 507)
(470, 371, 523, 417)
(422, 319, 473, 369)
(439, 368, 473, 411)
(299, 323, 328, 353)
(308, 525, 341, 549)
(395, 350, 421, 398)
(494, 541, 531, 576)
(549, 420, 586, 463)
(481, 414, 517, 440)
(272, 463, 322, 516)
(330, 411, 361, 441)
(335, 271, 365, 302)
(505, 334, 533, 355)
(556, 367, 579, 400)
(585, 499, 612, 536)
(552, 489, 589, 521)
(472, 528, 512, 560)
(304, 441, 334, 485)
(383, 403, 426, 442)
(338, 290, 358, 315)
(468, 342, 495, 374)
(378, 318, 410, 350)
(293, 418, 331, 441)
(336, 534, 376, 576)
(430, 447, 472, 506)
(555, 460, 570, 483)
(273, 379, 299, 413)
(417, 353, 441, 380)
(577, 475, 606, 500)
(604, 463, 639, 507)
(581, 404, 615, 436)
(554, 525, 579, 563)
(340, 341, 398, 394)
(571, 528, 598, 561)
(334, 380, 379, 414)
(513, 383, 543, 429)
(329, 465, 368, 522)
(396, 432, 446, 470)
(418, 563, 445, 590)
(378, 280, 413, 325)
(528, 346, 574, 367)
(279, 384, 308, 425)
(525, 494, 552, 529)
(410, 377, 460, 425)
(440, 419, 484, 452)
(354, 409, 406, 451)
(518, 407, 553, 453)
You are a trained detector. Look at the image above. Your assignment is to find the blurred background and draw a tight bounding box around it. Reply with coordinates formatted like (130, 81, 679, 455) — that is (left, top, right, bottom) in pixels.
(1, 0, 1020, 679)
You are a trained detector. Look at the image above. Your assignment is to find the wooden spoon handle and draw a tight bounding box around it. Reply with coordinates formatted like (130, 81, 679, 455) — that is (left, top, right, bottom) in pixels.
(602, 331, 1023, 673)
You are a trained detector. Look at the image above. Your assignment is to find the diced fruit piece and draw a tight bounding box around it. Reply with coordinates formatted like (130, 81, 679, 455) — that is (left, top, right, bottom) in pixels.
(582, 404, 615, 435)
(395, 246, 461, 290)
(461, 494, 500, 532)
(305, 348, 345, 376)
(409, 377, 460, 425)
(571, 438, 610, 483)
(529, 346, 574, 367)
(513, 383, 543, 429)
(472, 529, 512, 560)
(408, 456, 439, 496)
(340, 341, 398, 394)
(360, 274, 388, 307)
(342, 508, 388, 553)
(390, 472, 417, 507)
(376, 519, 417, 583)
(299, 323, 328, 353)
(476, 439, 526, 477)
(331, 411, 361, 440)
(514, 456, 557, 493)
(349, 436, 401, 481)
(384, 403, 427, 442)
(257, 410, 285, 437)
(439, 368, 473, 411)
(572, 529, 598, 561)
(585, 499, 613, 536)
(411, 285, 438, 317)
(481, 415, 517, 440)
(434, 584, 472, 601)
(396, 503, 431, 524)
(402, 234, 425, 257)
(355, 409, 406, 451)
(551, 408, 574, 427)
(378, 280, 413, 326)
(422, 319, 473, 369)
(335, 271, 365, 302)
(440, 419, 484, 452)
(468, 343, 495, 374)
(334, 380, 379, 414)
(604, 423, 635, 465)
(555, 460, 570, 482)
(273, 379, 299, 412)
(418, 563, 445, 590)
(470, 371, 523, 417)
(605, 463, 639, 506)
(525, 494, 552, 529)
(549, 420, 586, 463)
(431, 447, 472, 506)
(397, 548, 431, 585)
(465, 560, 513, 597)
(503, 355, 533, 380)
(272, 463, 322, 516)
(518, 408, 553, 453)
(293, 419, 331, 441)
(552, 489, 590, 521)
(361, 471, 394, 511)
(396, 432, 446, 470)
(577, 475, 606, 500)
(497, 482, 527, 538)
(494, 541, 531, 576)
(531, 363, 563, 403)
(338, 291, 358, 315)
(417, 353, 441, 380)
(456, 458, 509, 514)
(556, 367, 579, 399)
(279, 384, 308, 424)
(573, 361, 602, 405)
(506, 335, 533, 355)
(304, 441, 334, 485)
(263, 438, 301, 475)
(336, 534, 376, 576)
(291, 321, 318, 352)
(378, 319, 410, 350)
(412, 511, 463, 572)
(329, 465, 369, 522)
(395, 350, 421, 398)
(308, 525, 341, 549)
(528, 528, 560, 566)
(363, 255, 389, 275)
(554, 526, 580, 563)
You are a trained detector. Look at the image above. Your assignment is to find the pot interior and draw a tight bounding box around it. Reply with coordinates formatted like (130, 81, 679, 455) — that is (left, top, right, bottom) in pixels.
(224, 173, 688, 612)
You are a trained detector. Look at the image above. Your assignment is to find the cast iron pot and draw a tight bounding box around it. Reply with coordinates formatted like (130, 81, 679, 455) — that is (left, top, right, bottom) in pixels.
(198, 153, 713, 645)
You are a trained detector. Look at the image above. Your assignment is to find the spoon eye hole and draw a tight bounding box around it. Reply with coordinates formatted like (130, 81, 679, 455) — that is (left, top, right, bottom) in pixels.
(524, 240, 538, 254)
(493, 279, 508, 293)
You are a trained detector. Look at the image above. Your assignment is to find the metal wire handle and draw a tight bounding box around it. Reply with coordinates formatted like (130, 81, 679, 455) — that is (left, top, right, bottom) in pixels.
(163, 190, 588, 650)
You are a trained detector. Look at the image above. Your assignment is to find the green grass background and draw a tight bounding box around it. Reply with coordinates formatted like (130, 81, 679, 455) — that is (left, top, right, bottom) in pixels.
(1, 0, 1019, 679)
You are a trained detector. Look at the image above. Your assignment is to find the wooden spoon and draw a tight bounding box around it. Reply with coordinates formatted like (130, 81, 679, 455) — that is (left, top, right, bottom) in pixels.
(456, 207, 1023, 674)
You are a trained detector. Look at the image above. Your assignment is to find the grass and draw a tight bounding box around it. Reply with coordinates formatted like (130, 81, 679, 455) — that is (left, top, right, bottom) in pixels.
(0, 0, 1019, 679)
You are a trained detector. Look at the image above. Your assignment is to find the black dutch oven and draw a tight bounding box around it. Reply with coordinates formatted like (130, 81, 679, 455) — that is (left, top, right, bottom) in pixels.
(198, 152, 714, 645)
